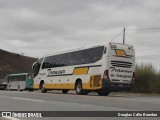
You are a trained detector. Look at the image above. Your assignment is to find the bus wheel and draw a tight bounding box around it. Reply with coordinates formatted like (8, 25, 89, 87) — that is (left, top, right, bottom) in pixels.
(40, 82, 47, 93)
(75, 81, 84, 95)
(4, 85, 7, 91)
(62, 90, 69, 94)
(29, 89, 33, 92)
(97, 90, 110, 96)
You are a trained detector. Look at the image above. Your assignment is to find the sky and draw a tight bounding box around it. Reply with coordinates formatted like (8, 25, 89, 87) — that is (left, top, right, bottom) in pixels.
(0, 0, 160, 70)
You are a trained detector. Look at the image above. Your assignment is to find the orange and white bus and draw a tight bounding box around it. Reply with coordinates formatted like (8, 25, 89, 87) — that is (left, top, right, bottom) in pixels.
(32, 43, 135, 96)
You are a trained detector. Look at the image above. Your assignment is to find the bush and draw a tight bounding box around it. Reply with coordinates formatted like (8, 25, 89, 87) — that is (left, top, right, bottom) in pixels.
(133, 64, 160, 93)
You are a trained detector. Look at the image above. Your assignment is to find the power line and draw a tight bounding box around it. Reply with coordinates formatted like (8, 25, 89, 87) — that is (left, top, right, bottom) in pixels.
(136, 55, 160, 59)
(126, 27, 160, 30)
(109, 30, 123, 42)
(109, 27, 160, 43)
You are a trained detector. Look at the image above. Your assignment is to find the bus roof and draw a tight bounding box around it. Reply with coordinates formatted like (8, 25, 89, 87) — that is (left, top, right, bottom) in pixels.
(40, 43, 133, 58)
(8, 73, 33, 77)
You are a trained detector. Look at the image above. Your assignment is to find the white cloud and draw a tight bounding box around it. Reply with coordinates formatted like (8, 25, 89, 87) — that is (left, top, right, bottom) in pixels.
(0, 0, 160, 69)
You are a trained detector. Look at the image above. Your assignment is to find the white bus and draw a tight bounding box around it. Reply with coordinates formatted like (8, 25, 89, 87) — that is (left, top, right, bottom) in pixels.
(32, 43, 135, 96)
(7, 73, 34, 91)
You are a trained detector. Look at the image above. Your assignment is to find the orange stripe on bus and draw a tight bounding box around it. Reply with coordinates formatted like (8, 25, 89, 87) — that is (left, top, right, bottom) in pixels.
(73, 67, 88, 75)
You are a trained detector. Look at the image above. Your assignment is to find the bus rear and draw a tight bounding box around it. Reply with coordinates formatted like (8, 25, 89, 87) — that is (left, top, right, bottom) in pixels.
(25, 73, 34, 91)
(106, 43, 135, 91)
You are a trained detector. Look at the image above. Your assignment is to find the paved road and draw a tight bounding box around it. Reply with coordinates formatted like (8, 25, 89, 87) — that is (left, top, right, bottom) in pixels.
(0, 90, 160, 120)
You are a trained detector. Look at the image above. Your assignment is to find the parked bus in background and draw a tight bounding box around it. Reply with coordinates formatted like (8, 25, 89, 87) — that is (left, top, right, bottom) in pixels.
(7, 73, 34, 91)
(32, 43, 135, 96)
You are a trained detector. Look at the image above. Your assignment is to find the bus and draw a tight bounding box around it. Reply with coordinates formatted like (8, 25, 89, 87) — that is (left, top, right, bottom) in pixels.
(7, 73, 34, 91)
(32, 43, 135, 96)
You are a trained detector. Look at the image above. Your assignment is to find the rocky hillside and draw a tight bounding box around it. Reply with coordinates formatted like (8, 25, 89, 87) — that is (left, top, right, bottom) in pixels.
(0, 49, 37, 78)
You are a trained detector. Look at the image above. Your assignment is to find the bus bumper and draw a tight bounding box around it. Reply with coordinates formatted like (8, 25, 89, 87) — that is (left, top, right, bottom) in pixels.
(102, 79, 133, 92)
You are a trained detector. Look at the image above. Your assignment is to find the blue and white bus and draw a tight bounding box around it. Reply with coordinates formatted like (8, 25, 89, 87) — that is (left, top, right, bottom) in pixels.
(7, 73, 34, 91)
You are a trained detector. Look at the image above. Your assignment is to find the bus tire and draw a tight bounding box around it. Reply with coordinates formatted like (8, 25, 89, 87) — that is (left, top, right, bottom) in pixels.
(82, 90, 89, 95)
(62, 90, 69, 94)
(29, 89, 34, 92)
(97, 90, 110, 96)
(4, 85, 7, 91)
(40, 82, 47, 93)
(75, 81, 84, 95)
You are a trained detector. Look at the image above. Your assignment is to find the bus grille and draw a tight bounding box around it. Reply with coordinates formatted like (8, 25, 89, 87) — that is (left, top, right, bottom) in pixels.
(111, 61, 132, 68)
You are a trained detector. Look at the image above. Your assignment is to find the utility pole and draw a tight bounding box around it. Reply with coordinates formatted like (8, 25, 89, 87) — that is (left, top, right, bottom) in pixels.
(123, 27, 125, 44)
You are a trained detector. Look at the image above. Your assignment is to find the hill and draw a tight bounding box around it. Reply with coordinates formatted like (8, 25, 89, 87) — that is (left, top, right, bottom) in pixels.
(0, 49, 37, 78)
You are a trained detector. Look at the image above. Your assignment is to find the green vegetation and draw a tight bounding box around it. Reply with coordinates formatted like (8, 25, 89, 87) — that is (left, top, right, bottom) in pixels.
(133, 64, 160, 93)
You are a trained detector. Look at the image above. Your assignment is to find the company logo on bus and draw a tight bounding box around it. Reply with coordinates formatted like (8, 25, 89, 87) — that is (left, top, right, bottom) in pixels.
(47, 69, 65, 76)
